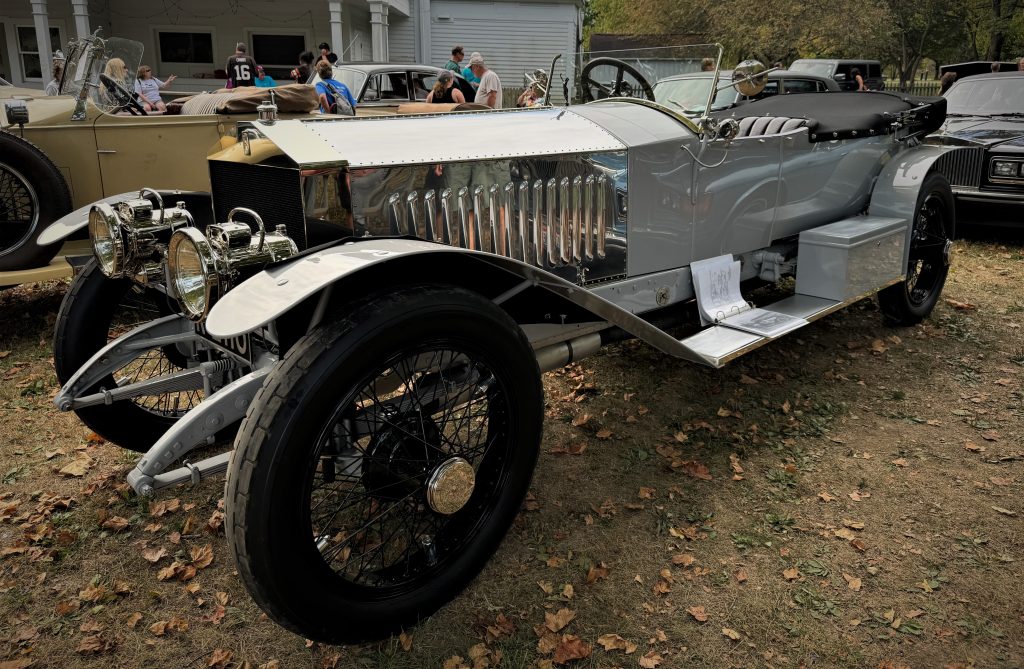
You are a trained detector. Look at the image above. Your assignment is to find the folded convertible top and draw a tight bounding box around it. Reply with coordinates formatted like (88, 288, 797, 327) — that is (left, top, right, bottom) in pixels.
(715, 91, 946, 141)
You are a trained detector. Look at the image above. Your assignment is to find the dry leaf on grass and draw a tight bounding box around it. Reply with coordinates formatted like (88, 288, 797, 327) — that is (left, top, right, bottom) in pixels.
(58, 457, 92, 477)
(834, 528, 858, 541)
(190, 543, 214, 569)
(992, 506, 1017, 516)
(585, 563, 609, 584)
(638, 650, 663, 667)
(100, 516, 129, 532)
(398, 631, 413, 651)
(686, 605, 708, 622)
(125, 612, 143, 628)
(207, 648, 233, 668)
(595, 429, 613, 439)
(596, 633, 637, 654)
(76, 634, 114, 654)
(141, 547, 167, 563)
(722, 627, 741, 641)
(783, 567, 799, 581)
(735, 568, 748, 583)
(544, 608, 576, 633)
(842, 573, 863, 591)
(676, 460, 712, 480)
(671, 553, 695, 567)
(553, 635, 591, 664)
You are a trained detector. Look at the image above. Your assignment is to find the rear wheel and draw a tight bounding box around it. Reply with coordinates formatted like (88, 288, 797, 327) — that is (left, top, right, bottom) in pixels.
(0, 134, 72, 271)
(226, 284, 543, 643)
(878, 172, 953, 326)
(53, 260, 202, 452)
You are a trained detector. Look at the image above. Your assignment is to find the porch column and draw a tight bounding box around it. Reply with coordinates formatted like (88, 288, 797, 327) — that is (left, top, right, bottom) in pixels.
(369, 0, 389, 63)
(328, 0, 344, 64)
(30, 0, 53, 83)
(71, 0, 91, 40)
(417, 0, 431, 64)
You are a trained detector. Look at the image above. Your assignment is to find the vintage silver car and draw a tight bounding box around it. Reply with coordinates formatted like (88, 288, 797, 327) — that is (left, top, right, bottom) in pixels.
(48, 49, 964, 643)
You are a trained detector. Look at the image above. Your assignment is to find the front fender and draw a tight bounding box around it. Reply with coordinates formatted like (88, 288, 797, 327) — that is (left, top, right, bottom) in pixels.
(204, 239, 707, 364)
(36, 189, 213, 247)
(868, 143, 963, 238)
(36, 191, 139, 247)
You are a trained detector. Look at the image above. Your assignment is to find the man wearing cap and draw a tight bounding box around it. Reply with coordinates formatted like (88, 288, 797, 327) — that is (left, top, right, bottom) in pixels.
(462, 51, 482, 88)
(469, 53, 502, 108)
(445, 46, 464, 74)
(226, 43, 258, 88)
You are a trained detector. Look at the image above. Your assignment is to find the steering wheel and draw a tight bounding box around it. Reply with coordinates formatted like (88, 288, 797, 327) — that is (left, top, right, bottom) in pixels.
(580, 57, 656, 103)
(99, 73, 148, 116)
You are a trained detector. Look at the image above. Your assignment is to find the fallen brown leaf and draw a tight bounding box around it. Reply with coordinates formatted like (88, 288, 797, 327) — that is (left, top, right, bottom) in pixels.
(544, 608, 576, 633)
(686, 605, 708, 622)
(207, 648, 233, 668)
(596, 633, 637, 654)
(783, 567, 799, 581)
(553, 635, 591, 664)
(842, 572, 862, 591)
(190, 543, 214, 569)
(638, 650, 663, 668)
(722, 627, 741, 641)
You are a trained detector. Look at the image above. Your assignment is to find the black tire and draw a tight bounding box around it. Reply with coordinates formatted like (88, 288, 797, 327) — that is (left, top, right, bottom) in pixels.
(0, 133, 73, 272)
(878, 172, 954, 326)
(580, 57, 656, 102)
(53, 259, 201, 452)
(226, 284, 543, 643)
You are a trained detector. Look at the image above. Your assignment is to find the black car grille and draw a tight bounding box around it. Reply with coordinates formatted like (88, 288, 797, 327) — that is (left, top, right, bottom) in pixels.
(936, 146, 984, 188)
(209, 161, 307, 249)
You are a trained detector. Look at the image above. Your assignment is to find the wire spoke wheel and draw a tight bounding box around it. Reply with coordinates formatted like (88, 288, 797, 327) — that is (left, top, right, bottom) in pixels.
(904, 192, 949, 307)
(308, 345, 507, 588)
(227, 284, 543, 643)
(54, 260, 204, 451)
(0, 163, 39, 254)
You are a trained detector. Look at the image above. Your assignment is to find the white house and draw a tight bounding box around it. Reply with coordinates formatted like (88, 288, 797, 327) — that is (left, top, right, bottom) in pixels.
(1, 0, 581, 96)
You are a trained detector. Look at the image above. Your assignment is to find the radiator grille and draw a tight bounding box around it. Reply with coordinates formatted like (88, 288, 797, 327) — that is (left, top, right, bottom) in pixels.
(209, 161, 307, 249)
(936, 147, 984, 188)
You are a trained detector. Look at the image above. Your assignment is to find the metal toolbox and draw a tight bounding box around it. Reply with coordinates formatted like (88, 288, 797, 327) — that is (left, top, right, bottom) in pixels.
(795, 216, 908, 301)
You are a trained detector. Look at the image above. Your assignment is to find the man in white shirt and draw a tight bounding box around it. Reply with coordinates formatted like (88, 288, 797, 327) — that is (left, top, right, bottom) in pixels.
(469, 53, 502, 109)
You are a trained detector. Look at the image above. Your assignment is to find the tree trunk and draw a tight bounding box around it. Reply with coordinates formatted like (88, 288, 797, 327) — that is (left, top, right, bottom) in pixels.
(987, 31, 1006, 60)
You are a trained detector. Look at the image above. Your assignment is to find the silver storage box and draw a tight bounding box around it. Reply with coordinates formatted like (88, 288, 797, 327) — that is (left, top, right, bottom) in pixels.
(795, 216, 908, 302)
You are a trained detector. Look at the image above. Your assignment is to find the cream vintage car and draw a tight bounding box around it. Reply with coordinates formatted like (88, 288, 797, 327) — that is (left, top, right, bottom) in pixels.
(0, 31, 321, 276)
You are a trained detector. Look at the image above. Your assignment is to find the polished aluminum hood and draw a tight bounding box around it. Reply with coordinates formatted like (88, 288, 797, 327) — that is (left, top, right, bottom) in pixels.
(248, 107, 628, 169)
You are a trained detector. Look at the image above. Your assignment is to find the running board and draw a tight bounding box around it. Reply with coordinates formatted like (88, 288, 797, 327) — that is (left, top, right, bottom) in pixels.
(677, 281, 900, 368)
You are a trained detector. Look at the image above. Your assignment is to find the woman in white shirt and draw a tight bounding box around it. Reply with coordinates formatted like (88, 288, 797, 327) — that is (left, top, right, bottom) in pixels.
(134, 65, 177, 112)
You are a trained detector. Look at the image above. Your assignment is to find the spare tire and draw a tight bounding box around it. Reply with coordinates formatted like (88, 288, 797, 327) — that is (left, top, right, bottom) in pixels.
(0, 133, 73, 271)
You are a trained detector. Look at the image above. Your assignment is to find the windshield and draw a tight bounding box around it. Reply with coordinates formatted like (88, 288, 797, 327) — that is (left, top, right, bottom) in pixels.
(309, 67, 368, 96)
(62, 34, 143, 114)
(653, 75, 739, 113)
(945, 77, 1024, 115)
(574, 44, 723, 105)
(790, 61, 833, 77)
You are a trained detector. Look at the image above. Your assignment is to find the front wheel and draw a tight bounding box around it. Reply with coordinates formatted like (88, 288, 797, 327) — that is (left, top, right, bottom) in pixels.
(53, 260, 202, 452)
(878, 172, 954, 326)
(0, 133, 73, 271)
(226, 284, 543, 643)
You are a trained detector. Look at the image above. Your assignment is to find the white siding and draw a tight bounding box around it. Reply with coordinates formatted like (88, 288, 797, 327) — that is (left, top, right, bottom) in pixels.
(389, 13, 416, 62)
(430, 1, 577, 94)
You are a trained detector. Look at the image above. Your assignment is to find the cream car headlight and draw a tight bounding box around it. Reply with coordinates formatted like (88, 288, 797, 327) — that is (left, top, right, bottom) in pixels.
(168, 227, 219, 321)
(89, 203, 125, 277)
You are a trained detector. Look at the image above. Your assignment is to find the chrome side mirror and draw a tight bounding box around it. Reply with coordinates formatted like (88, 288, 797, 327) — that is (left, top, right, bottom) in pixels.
(733, 60, 767, 97)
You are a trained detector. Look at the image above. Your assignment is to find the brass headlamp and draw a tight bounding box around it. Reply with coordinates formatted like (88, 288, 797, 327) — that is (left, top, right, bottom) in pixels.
(89, 188, 193, 280)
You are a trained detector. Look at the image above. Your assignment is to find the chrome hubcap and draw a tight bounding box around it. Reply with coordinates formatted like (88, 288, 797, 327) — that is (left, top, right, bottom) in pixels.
(426, 457, 475, 515)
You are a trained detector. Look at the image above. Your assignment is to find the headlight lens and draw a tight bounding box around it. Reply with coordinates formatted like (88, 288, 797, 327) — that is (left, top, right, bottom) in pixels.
(992, 160, 1019, 178)
(89, 203, 124, 277)
(168, 228, 217, 320)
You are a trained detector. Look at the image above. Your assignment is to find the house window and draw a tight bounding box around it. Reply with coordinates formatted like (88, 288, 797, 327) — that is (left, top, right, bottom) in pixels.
(158, 31, 214, 64)
(251, 34, 306, 80)
(17, 26, 62, 79)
